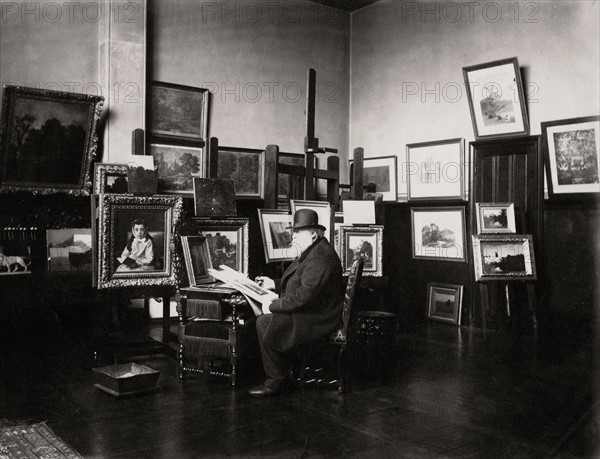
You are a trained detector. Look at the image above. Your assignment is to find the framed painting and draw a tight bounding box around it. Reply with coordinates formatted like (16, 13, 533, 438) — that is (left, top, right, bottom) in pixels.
(472, 234, 536, 282)
(150, 140, 204, 194)
(340, 225, 383, 277)
(0, 85, 104, 195)
(406, 138, 464, 201)
(462, 57, 529, 140)
(0, 240, 32, 275)
(193, 177, 237, 217)
(181, 236, 214, 286)
(411, 206, 466, 262)
(427, 283, 463, 325)
(349, 156, 398, 201)
(257, 209, 295, 263)
(96, 194, 183, 289)
(93, 163, 128, 194)
(475, 203, 516, 234)
(189, 218, 249, 275)
(46, 228, 92, 272)
(216, 146, 265, 199)
(541, 115, 600, 199)
(149, 81, 208, 142)
(290, 199, 332, 242)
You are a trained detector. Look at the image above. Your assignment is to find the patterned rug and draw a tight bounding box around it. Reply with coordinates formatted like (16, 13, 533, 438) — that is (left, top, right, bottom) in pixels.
(0, 421, 83, 458)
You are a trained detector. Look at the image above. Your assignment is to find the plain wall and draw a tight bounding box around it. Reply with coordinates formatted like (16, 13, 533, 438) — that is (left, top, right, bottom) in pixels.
(150, 0, 350, 163)
(350, 0, 600, 198)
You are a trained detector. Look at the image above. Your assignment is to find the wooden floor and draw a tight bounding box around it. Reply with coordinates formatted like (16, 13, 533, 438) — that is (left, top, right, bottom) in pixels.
(1, 320, 598, 458)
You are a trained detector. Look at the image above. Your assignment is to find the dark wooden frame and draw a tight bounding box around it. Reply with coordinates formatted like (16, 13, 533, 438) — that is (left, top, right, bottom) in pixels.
(462, 57, 529, 140)
(181, 235, 214, 286)
(0, 85, 104, 195)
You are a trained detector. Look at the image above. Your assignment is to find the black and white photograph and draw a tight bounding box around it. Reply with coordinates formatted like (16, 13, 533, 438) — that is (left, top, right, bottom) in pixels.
(1, 2, 598, 458)
(46, 228, 92, 272)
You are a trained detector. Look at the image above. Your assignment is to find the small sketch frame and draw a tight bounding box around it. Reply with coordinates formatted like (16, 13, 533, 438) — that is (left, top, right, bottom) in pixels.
(340, 225, 383, 277)
(149, 81, 209, 142)
(47, 228, 92, 272)
(349, 156, 398, 201)
(257, 209, 296, 263)
(216, 146, 265, 199)
(290, 199, 332, 242)
(427, 283, 463, 325)
(93, 163, 128, 194)
(411, 206, 467, 262)
(150, 140, 204, 195)
(181, 235, 214, 286)
(96, 194, 183, 289)
(475, 203, 516, 234)
(188, 218, 249, 275)
(462, 57, 529, 140)
(0, 85, 104, 195)
(541, 115, 600, 199)
(472, 234, 537, 282)
(0, 240, 32, 275)
(406, 138, 464, 201)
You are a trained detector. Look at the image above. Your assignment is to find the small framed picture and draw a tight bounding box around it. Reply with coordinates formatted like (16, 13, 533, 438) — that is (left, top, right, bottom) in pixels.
(149, 81, 209, 142)
(339, 225, 383, 277)
(47, 228, 92, 272)
(96, 194, 183, 289)
(541, 115, 599, 199)
(462, 57, 529, 140)
(427, 283, 463, 325)
(0, 85, 104, 195)
(333, 211, 344, 256)
(0, 240, 32, 275)
(192, 177, 237, 217)
(181, 236, 214, 286)
(150, 140, 204, 194)
(411, 207, 466, 262)
(349, 156, 398, 201)
(475, 203, 516, 234)
(216, 146, 265, 199)
(406, 138, 464, 201)
(257, 209, 296, 263)
(187, 218, 249, 275)
(472, 234, 537, 282)
(290, 199, 332, 242)
(93, 163, 128, 194)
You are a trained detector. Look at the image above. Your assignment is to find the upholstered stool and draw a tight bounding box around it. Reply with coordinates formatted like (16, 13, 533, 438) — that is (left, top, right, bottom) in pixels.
(352, 311, 397, 380)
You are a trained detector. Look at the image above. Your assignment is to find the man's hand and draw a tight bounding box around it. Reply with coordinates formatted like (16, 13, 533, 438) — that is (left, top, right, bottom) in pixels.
(255, 276, 275, 291)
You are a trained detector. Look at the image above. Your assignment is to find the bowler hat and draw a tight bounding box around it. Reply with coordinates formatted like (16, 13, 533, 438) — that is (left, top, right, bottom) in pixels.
(287, 208, 326, 232)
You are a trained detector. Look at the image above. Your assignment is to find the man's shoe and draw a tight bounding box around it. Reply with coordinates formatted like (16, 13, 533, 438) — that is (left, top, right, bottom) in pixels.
(248, 384, 282, 397)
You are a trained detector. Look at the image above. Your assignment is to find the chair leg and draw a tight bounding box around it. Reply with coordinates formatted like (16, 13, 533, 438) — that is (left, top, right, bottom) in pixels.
(177, 343, 185, 380)
(337, 345, 348, 394)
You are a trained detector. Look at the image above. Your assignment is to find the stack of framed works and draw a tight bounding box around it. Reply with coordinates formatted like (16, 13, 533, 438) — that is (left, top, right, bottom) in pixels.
(148, 81, 209, 196)
(541, 115, 599, 200)
(0, 85, 104, 195)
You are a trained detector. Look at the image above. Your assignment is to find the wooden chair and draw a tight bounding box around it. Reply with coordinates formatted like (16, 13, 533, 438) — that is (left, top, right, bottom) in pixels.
(294, 256, 364, 393)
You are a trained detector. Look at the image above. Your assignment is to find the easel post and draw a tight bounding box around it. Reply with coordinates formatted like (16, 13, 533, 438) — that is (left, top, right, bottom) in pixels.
(352, 147, 364, 200)
(264, 144, 279, 209)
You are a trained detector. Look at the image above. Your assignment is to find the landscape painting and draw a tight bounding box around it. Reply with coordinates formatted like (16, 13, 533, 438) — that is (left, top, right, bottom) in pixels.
(411, 207, 466, 262)
(46, 228, 92, 272)
(151, 142, 203, 194)
(472, 235, 537, 281)
(217, 147, 264, 198)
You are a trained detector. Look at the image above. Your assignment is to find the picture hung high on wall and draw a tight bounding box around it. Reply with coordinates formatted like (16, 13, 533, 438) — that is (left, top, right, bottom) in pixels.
(411, 206, 466, 262)
(46, 228, 92, 272)
(349, 156, 398, 201)
(216, 146, 265, 199)
(290, 199, 332, 242)
(0, 85, 104, 195)
(93, 163, 128, 194)
(472, 234, 536, 282)
(96, 194, 183, 289)
(427, 283, 463, 325)
(181, 236, 213, 286)
(188, 218, 249, 275)
(462, 57, 529, 140)
(406, 138, 464, 201)
(257, 209, 295, 263)
(475, 202, 517, 234)
(339, 225, 383, 277)
(149, 81, 208, 142)
(541, 115, 600, 198)
(150, 140, 204, 194)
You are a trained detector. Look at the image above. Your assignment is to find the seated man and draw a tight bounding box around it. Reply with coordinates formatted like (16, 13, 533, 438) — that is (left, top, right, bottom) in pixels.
(250, 209, 344, 397)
